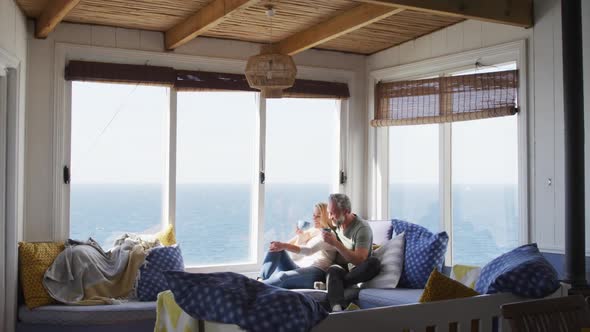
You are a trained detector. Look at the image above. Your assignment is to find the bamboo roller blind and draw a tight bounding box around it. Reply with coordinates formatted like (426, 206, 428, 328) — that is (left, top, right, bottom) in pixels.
(65, 61, 349, 99)
(372, 70, 519, 127)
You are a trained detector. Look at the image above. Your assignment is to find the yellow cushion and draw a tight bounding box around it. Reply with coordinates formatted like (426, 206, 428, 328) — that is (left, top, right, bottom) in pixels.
(450, 264, 481, 289)
(419, 269, 479, 303)
(156, 224, 176, 246)
(18, 241, 65, 308)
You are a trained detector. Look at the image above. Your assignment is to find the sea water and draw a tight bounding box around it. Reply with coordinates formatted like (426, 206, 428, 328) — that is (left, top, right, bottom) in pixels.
(70, 183, 519, 267)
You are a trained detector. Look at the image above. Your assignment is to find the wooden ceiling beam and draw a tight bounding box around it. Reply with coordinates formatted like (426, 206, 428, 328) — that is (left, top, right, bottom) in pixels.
(272, 4, 404, 56)
(35, 0, 81, 38)
(355, 0, 533, 28)
(165, 0, 258, 50)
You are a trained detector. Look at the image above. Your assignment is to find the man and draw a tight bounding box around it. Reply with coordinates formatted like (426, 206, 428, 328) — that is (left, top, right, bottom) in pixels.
(322, 193, 380, 312)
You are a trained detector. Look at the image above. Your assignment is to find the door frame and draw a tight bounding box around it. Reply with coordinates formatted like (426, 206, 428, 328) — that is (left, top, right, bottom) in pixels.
(0, 46, 24, 332)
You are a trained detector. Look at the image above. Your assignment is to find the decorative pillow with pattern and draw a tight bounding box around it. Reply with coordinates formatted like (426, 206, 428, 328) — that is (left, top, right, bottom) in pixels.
(389, 219, 449, 289)
(451, 264, 481, 289)
(18, 241, 65, 308)
(156, 224, 176, 246)
(137, 245, 184, 301)
(475, 243, 560, 298)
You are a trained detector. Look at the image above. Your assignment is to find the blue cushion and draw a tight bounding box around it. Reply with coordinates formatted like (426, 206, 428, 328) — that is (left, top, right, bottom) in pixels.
(164, 271, 328, 332)
(475, 243, 560, 298)
(137, 245, 184, 301)
(18, 301, 156, 325)
(358, 288, 423, 308)
(390, 219, 449, 289)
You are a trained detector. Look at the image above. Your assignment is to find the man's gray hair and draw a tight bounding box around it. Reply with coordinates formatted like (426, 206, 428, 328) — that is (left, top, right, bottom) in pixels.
(329, 193, 351, 212)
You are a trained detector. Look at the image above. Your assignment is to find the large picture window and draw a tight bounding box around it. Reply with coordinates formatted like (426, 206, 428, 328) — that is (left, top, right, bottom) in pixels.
(264, 98, 340, 248)
(176, 91, 258, 266)
(376, 45, 525, 267)
(64, 58, 348, 271)
(70, 82, 168, 247)
(389, 124, 440, 232)
(452, 116, 519, 265)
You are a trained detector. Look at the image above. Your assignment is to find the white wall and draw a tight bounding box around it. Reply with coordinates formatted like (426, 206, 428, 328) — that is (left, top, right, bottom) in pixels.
(0, 0, 27, 331)
(367, 0, 590, 254)
(0, 0, 27, 61)
(24, 22, 368, 241)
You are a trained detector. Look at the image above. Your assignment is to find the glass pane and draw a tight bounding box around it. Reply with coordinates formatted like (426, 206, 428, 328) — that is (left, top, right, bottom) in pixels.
(452, 116, 519, 266)
(70, 82, 167, 248)
(264, 98, 339, 247)
(389, 124, 440, 232)
(176, 91, 257, 266)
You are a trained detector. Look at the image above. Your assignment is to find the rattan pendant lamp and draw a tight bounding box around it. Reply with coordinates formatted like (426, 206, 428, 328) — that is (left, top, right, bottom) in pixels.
(245, 4, 297, 98)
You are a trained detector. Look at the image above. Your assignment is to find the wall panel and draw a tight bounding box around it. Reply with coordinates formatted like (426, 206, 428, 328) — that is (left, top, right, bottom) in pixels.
(532, 0, 558, 250)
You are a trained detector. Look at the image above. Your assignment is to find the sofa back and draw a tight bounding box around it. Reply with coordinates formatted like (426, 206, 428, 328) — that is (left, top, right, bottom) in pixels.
(367, 220, 391, 246)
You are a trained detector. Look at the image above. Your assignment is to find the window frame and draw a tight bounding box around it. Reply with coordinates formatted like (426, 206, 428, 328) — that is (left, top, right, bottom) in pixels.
(367, 40, 529, 265)
(53, 43, 353, 272)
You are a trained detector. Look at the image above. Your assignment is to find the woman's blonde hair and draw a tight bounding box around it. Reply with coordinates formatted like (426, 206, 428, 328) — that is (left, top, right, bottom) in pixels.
(314, 202, 333, 229)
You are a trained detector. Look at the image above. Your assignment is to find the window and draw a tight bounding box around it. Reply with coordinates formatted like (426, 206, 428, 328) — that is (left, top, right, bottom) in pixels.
(450, 63, 520, 265)
(452, 116, 519, 265)
(376, 44, 525, 267)
(264, 98, 340, 248)
(389, 124, 440, 231)
(63, 54, 350, 271)
(176, 91, 258, 266)
(70, 82, 168, 247)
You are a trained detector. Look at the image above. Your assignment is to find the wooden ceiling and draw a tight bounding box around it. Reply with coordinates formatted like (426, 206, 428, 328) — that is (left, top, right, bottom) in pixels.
(15, 0, 532, 55)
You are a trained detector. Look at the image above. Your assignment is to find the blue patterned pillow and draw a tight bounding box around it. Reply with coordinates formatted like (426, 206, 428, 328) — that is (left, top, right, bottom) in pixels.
(475, 243, 560, 298)
(137, 245, 184, 301)
(390, 219, 449, 289)
(164, 271, 328, 332)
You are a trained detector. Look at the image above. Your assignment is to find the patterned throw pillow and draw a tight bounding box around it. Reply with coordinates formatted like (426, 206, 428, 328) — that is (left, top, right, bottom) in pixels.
(390, 219, 449, 289)
(361, 232, 405, 289)
(137, 245, 184, 301)
(475, 243, 560, 298)
(18, 241, 65, 308)
(451, 264, 481, 289)
(156, 224, 176, 246)
(419, 269, 479, 303)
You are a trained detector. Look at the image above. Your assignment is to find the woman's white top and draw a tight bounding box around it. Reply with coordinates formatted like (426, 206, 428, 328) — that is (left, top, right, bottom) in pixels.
(288, 228, 336, 272)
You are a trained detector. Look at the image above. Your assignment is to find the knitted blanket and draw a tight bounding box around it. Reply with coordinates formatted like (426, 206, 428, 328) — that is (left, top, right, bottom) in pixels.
(43, 238, 146, 305)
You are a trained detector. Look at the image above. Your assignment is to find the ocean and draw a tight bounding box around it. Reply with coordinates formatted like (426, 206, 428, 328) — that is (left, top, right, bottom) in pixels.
(70, 183, 519, 268)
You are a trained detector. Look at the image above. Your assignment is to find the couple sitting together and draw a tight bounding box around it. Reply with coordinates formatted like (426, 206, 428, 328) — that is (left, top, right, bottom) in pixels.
(259, 193, 380, 312)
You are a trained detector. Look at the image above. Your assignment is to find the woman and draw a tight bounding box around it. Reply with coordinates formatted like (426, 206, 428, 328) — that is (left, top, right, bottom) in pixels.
(259, 202, 336, 289)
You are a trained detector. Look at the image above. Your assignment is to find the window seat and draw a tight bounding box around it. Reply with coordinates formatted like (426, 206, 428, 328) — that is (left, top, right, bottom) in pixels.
(358, 288, 424, 308)
(16, 301, 156, 332)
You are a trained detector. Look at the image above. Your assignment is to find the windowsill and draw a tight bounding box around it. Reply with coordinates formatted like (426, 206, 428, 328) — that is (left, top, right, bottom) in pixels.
(184, 262, 259, 275)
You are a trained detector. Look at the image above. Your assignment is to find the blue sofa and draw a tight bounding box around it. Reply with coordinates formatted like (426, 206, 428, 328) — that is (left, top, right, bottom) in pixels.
(15, 220, 439, 331)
